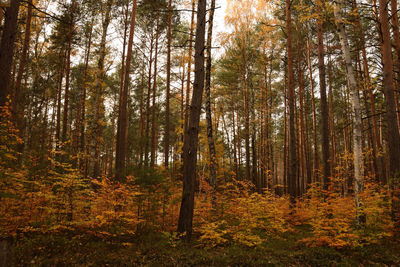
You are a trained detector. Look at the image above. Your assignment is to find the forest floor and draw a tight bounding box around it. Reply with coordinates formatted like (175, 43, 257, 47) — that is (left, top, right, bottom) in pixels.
(9, 227, 400, 266)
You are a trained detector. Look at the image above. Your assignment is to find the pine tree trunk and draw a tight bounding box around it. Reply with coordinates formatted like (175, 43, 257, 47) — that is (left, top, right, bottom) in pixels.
(178, 0, 207, 240)
(205, 0, 217, 199)
(164, 0, 172, 168)
(145, 33, 154, 167)
(306, 32, 319, 182)
(75, 17, 94, 170)
(0, 0, 20, 109)
(184, 0, 196, 135)
(286, 0, 297, 201)
(150, 15, 160, 167)
(62, 1, 76, 142)
(115, 0, 137, 181)
(316, 0, 330, 191)
(93, 0, 113, 179)
(390, 0, 400, 133)
(378, 0, 400, 228)
(13, 0, 32, 126)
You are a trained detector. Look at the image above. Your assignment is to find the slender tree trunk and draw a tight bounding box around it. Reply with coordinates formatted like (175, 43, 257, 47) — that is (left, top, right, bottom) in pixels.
(62, 1, 76, 142)
(75, 17, 94, 170)
(306, 32, 319, 182)
(93, 0, 113, 179)
(13, 0, 32, 125)
(378, 0, 400, 227)
(0, 0, 20, 109)
(164, 0, 172, 168)
(283, 67, 288, 193)
(205, 0, 217, 200)
(286, 0, 297, 201)
(178, 0, 206, 240)
(115, 0, 137, 181)
(184, 0, 196, 134)
(390, 0, 400, 133)
(151, 15, 160, 167)
(316, 0, 330, 190)
(353, 0, 384, 183)
(145, 33, 154, 167)
(327, 60, 336, 174)
(334, 0, 365, 224)
(56, 51, 66, 144)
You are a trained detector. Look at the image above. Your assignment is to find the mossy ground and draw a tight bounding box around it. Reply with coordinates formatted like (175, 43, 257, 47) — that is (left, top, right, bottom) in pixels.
(10, 228, 400, 266)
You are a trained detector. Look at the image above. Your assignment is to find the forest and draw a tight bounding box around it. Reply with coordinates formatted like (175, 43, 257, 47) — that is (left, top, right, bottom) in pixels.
(1, 0, 400, 265)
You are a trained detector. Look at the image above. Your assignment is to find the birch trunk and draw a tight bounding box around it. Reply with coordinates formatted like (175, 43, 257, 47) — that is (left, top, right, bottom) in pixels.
(333, 0, 365, 224)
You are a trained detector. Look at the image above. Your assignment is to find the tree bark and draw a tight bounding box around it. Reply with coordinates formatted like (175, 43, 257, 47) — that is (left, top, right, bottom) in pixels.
(316, 0, 330, 191)
(164, 0, 172, 168)
(150, 14, 160, 167)
(377, 0, 400, 227)
(13, 0, 32, 125)
(178, 0, 206, 240)
(306, 31, 319, 182)
(115, 0, 137, 181)
(333, 0, 365, 224)
(93, 0, 113, 179)
(286, 0, 297, 201)
(62, 0, 76, 142)
(0, 0, 20, 109)
(205, 0, 217, 200)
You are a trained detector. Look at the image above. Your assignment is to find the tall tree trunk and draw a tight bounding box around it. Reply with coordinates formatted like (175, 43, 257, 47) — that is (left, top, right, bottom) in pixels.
(115, 0, 137, 181)
(306, 32, 319, 182)
(164, 0, 172, 168)
(150, 15, 160, 167)
(286, 0, 297, 201)
(0, 0, 20, 109)
(378, 0, 400, 227)
(75, 17, 94, 170)
(390, 0, 400, 133)
(13, 0, 32, 125)
(56, 51, 67, 144)
(316, 0, 330, 190)
(93, 0, 113, 179)
(354, 0, 384, 183)
(184, 0, 196, 134)
(62, 0, 76, 142)
(205, 0, 217, 199)
(334, 0, 365, 224)
(178, 0, 206, 240)
(145, 33, 154, 167)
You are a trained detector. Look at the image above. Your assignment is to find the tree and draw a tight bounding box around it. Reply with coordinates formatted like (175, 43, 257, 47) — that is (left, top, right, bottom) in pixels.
(286, 0, 297, 201)
(333, 0, 365, 224)
(178, 0, 207, 240)
(205, 0, 216, 203)
(316, 0, 330, 190)
(115, 0, 138, 181)
(0, 0, 20, 109)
